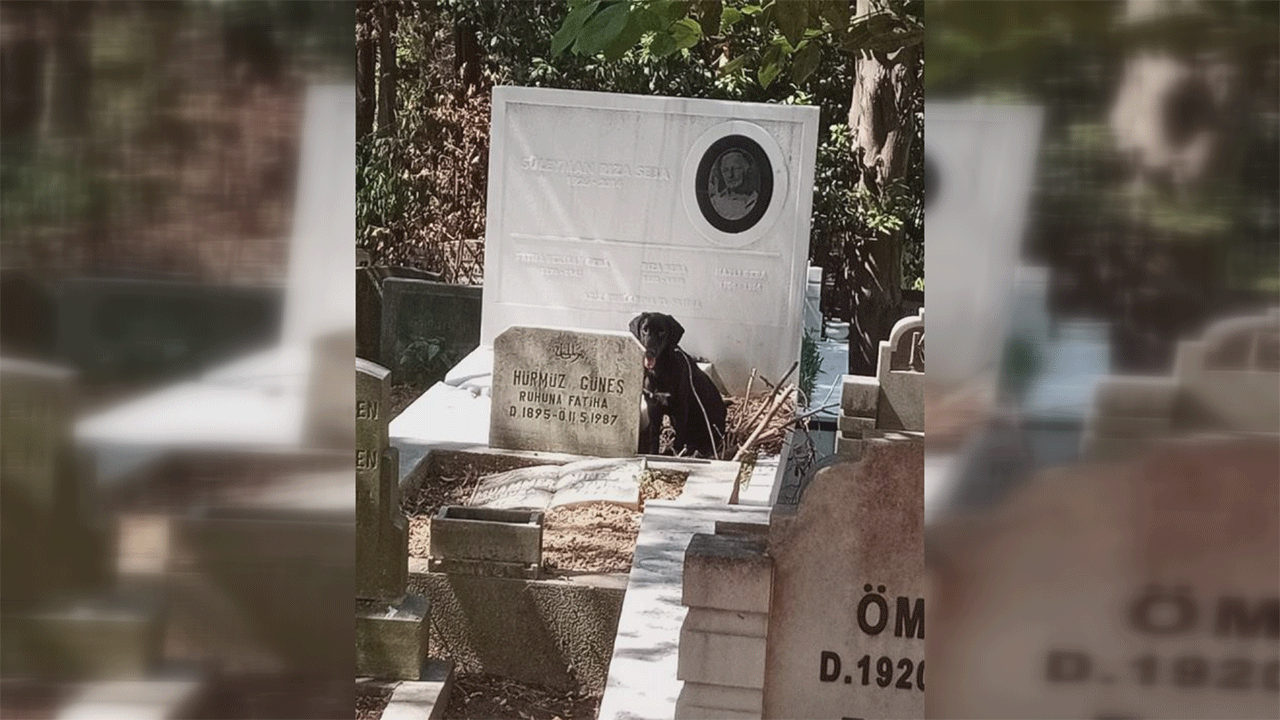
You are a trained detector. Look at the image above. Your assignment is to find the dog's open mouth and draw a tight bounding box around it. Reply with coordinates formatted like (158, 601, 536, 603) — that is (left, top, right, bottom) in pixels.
(644, 356, 656, 370)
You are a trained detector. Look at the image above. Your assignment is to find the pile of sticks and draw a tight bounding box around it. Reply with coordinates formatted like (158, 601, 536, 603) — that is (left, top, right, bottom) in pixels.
(719, 361, 843, 461)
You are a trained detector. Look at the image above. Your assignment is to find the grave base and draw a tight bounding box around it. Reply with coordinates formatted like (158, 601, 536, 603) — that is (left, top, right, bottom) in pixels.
(355, 594, 430, 680)
(410, 567, 624, 693)
(427, 557, 539, 580)
(0, 594, 165, 680)
(361, 658, 455, 720)
(675, 683, 763, 720)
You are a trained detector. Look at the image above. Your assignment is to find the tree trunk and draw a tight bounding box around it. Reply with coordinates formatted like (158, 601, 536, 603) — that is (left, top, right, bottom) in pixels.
(355, 1, 375, 140)
(376, 0, 397, 135)
(453, 20, 481, 100)
(41, 1, 91, 141)
(844, 1, 921, 375)
(0, 1, 46, 143)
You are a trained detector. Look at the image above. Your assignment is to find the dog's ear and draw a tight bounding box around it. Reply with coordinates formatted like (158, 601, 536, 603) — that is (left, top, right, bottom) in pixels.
(628, 313, 645, 340)
(667, 315, 685, 346)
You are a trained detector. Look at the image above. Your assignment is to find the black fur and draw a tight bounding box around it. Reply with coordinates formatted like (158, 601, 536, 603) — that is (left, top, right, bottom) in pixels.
(629, 312, 728, 458)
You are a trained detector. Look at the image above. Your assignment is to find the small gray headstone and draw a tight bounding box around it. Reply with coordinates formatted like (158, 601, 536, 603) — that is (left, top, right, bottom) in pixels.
(355, 359, 408, 601)
(764, 438, 925, 719)
(380, 278, 482, 386)
(1, 357, 108, 604)
(490, 327, 643, 457)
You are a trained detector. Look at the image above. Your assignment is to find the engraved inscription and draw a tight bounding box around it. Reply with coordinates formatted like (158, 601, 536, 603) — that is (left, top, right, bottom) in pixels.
(356, 399, 379, 421)
(503, 366, 627, 427)
(642, 262, 689, 286)
(583, 291, 703, 310)
(520, 155, 672, 187)
(356, 448, 378, 471)
(719, 280, 765, 292)
(515, 252, 610, 268)
(716, 267, 768, 280)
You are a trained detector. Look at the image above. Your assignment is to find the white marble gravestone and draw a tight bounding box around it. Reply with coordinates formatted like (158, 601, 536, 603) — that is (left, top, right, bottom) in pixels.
(482, 87, 819, 394)
(924, 102, 1044, 391)
(489, 326, 644, 457)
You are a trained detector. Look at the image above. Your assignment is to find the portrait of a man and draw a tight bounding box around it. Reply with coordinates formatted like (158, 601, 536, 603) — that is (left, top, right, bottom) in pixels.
(708, 149, 758, 221)
(694, 134, 773, 234)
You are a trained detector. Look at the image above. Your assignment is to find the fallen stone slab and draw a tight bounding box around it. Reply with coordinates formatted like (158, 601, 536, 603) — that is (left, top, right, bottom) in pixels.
(468, 458, 644, 511)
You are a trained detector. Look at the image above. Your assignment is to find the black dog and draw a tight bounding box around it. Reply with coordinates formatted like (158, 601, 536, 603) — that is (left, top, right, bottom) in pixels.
(629, 312, 728, 458)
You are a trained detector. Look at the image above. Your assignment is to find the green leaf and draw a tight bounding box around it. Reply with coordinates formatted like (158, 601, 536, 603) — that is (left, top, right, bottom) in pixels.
(740, 4, 764, 17)
(552, 0, 600, 55)
(574, 2, 632, 56)
(651, 0, 694, 27)
(633, 6, 665, 32)
(758, 42, 783, 88)
(718, 53, 747, 75)
(773, 0, 809, 47)
(758, 59, 781, 88)
(790, 41, 820, 84)
(841, 11, 922, 52)
(603, 9, 653, 60)
(648, 31, 679, 57)
(670, 17, 703, 49)
(720, 6, 743, 29)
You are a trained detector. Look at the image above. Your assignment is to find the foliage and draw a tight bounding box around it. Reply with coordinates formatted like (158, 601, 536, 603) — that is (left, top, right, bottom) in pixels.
(548, 0, 926, 310)
(355, 0, 925, 299)
(925, 0, 1279, 294)
(1000, 334, 1043, 405)
(552, 0, 922, 89)
(799, 329, 822, 405)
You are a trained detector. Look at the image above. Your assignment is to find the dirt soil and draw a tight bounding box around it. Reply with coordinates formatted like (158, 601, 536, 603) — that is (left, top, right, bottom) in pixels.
(188, 674, 352, 719)
(443, 673, 600, 720)
(390, 381, 430, 419)
(355, 682, 394, 720)
(402, 454, 686, 575)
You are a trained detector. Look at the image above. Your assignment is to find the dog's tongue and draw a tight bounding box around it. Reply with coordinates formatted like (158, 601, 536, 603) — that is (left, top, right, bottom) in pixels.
(644, 356, 656, 370)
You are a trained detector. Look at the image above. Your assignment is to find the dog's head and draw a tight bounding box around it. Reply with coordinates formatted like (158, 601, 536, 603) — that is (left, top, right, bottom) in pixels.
(628, 312, 684, 371)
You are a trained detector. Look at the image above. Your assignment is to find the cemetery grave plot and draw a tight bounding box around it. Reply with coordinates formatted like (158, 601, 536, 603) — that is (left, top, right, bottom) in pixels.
(401, 451, 686, 575)
(390, 379, 430, 419)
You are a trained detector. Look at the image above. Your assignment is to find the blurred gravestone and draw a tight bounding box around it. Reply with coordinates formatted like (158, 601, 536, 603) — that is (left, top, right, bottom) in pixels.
(924, 103, 1043, 392)
(1082, 307, 1280, 460)
(57, 278, 281, 382)
(929, 436, 1278, 718)
(0, 357, 164, 678)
